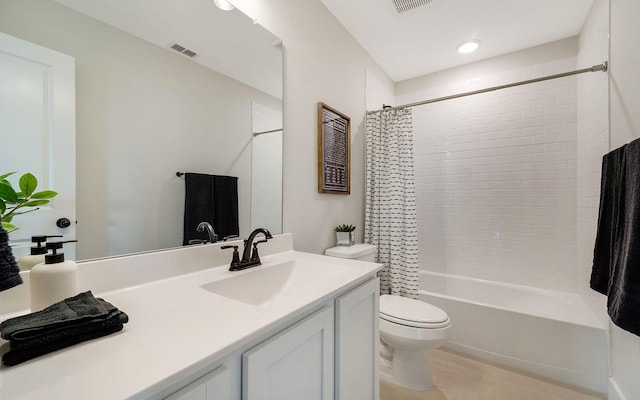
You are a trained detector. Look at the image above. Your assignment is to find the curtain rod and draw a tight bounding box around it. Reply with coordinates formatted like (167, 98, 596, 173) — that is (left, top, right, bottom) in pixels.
(367, 61, 608, 115)
(252, 128, 283, 137)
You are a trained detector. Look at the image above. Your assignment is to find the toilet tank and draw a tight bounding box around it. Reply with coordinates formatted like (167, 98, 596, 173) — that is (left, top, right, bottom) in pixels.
(325, 244, 377, 262)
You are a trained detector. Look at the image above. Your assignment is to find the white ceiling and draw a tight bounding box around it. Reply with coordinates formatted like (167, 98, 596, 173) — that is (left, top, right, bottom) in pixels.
(53, 0, 283, 99)
(320, 0, 595, 82)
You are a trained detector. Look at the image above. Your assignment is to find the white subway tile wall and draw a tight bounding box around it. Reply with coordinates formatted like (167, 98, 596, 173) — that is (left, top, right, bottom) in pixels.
(413, 57, 579, 291)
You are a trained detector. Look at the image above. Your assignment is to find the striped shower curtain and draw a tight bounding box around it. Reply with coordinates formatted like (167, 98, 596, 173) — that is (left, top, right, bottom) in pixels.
(365, 108, 419, 298)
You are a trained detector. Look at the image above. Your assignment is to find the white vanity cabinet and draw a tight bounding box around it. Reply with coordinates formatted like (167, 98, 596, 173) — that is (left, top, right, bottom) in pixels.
(243, 306, 335, 400)
(335, 278, 379, 400)
(163, 277, 379, 400)
(165, 366, 232, 400)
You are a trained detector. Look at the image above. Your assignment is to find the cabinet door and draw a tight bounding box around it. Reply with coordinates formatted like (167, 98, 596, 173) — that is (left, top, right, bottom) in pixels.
(243, 306, 334, 400)
(335, 278, 379, 400)
(165, 365, 231, 400)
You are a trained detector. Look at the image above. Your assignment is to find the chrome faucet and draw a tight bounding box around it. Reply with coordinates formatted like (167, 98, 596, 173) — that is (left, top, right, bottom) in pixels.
(221, 228, 273, 271)
(197, 222, 218, 243)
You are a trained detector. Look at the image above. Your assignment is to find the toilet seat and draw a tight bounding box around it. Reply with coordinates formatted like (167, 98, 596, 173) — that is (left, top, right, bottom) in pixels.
(380, 295, 450, 329)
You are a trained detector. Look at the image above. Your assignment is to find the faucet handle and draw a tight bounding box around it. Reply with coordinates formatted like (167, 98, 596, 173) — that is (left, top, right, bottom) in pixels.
(221, 245, 240, 269)
(250, 240, 268, 262)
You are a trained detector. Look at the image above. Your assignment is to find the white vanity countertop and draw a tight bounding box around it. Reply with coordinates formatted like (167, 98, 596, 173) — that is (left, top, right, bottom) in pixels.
(0, 247, 381, 399)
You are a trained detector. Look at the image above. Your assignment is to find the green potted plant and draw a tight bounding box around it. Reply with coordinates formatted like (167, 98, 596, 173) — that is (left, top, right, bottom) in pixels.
(0, 172, 58, 232)
(334, 224, 356, 247)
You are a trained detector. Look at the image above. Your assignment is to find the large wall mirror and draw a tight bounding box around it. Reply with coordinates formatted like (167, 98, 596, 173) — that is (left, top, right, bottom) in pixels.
(0, 0, 283, 261)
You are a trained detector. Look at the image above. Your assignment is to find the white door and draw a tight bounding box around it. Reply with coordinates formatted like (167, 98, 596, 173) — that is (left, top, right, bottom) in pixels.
(243, 307, 334, 400)
(0, 32, 76, 260)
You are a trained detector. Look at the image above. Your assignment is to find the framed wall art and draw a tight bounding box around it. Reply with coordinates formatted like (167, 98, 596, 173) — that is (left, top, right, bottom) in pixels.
(317, 102, 350, 194)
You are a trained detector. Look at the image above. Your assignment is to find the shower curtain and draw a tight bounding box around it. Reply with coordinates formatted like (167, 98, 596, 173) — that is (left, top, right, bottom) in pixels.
(365, 108, 419, 298)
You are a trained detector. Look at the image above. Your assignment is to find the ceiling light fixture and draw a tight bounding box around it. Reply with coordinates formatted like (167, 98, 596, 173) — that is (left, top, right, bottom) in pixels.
(457, 40, 480, 54)
(213, 0, 235, 11)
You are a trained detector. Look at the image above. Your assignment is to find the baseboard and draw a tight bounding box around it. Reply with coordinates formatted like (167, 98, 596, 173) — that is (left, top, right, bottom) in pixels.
(609, 378, 627, 400)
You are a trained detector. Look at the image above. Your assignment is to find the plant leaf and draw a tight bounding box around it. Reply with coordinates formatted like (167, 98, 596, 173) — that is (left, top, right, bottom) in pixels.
(19, 173, 38, 197)
(0, 172, 16, 181)
(3, 214, 13, 223)
(0, 199, 4, 214)
(23, 200, 49, 207)
(1, 221, 17, 232)
(31, 190, 58, 199)
(0, 183, 18, 203)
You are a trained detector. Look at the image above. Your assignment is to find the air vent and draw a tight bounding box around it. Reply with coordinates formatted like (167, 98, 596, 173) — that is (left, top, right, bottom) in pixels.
(170, 43, 197, 58)
(392, 0, 437, 14)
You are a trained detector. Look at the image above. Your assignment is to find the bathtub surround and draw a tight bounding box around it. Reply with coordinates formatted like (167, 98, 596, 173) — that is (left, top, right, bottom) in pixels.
(365, 109, 419, 297)
(418, 270, 608, 392)
(398, 40, 581, 292)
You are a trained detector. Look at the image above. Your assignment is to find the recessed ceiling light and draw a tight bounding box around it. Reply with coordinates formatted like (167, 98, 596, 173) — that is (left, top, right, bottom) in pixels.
(213, 0, 235, 11)
(458, 40, 480, 54)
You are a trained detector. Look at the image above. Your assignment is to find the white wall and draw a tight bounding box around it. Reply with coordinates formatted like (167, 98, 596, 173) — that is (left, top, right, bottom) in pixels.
(397, 39, 580, 291)
(0, 0, 281, 259)
(576, 0, 609, 318)
(231, 0, 395, 254)
(608, 0, 640, 398)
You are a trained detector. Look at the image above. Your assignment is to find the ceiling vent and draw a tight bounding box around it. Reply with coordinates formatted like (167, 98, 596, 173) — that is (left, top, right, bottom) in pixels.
(170, 43, 197, 58)
(392, 0, 437, 14)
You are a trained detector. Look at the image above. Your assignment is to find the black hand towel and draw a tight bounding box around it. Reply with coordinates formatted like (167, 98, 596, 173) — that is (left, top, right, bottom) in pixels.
(0, 292, 129, 366)
(2, 315, 126, 366)
(0, 224, 22, 293)
(182, 173, 239, 244)
(8, 300, 128, 351)
(591, 145, 626, 295)
(0, 291, 109, 341)
(213, 175, 239, 239)
(183, 173, 216, 245)
(607, 138, 640, 336)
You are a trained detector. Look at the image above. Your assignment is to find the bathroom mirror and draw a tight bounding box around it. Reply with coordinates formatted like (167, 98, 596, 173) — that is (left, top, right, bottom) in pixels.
(0, 0, 283, 261)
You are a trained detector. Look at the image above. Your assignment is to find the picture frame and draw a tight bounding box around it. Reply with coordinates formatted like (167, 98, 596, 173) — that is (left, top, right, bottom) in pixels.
(317, 102, 351, 194)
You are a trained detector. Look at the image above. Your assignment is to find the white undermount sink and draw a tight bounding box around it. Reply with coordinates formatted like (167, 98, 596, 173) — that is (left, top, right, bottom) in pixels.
(201, 261, 296, 305)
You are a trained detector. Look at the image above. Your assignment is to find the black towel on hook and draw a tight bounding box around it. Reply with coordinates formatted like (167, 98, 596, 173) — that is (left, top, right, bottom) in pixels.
(183, 173, 239, 245)
(607, 138, 640, 336)
(591, 145, 626, 295)
(591, 137, 640, 337)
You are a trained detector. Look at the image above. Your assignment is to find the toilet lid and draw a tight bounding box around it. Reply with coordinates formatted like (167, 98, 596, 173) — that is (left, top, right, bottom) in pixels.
(380, 295, 449, 327)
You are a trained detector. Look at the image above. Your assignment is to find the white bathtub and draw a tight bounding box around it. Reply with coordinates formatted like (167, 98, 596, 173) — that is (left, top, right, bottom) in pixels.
(419, 270, 608, 394)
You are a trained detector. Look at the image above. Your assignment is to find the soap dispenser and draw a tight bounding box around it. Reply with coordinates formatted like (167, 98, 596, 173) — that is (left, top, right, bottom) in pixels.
(30, 240, 79, 312)
(18, 235, 63, 271)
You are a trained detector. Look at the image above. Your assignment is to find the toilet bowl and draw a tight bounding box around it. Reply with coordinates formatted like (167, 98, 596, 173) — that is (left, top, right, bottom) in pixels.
(379, 294, 451, 391)
(324, 244, 451, 391)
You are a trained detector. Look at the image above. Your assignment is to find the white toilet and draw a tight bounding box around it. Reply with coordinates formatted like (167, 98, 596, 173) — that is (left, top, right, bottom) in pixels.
(325, 243, 451, 392)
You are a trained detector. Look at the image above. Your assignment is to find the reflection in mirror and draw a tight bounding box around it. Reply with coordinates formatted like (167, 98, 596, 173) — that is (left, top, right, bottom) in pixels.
(251, 102, 283, 234)
(0, 0, 283, 261)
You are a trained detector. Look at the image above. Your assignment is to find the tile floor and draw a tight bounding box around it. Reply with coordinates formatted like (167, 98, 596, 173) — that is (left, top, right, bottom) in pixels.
(380, 349, 605, 400)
